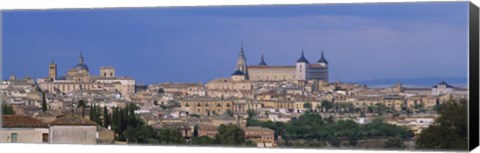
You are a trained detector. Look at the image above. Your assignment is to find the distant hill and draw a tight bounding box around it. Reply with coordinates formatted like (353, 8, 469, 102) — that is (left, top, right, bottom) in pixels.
(346, 77, 467, 88)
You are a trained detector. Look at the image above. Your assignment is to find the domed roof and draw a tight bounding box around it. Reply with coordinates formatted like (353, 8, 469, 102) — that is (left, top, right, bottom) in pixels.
(231, 70, 245, 76)
(74, 52, 89, 71)
(433, 81, 453, 88)
(74, 63, 89, 71)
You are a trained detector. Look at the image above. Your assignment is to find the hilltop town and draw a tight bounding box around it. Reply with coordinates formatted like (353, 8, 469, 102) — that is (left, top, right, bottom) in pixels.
(0, 46, 468, 148)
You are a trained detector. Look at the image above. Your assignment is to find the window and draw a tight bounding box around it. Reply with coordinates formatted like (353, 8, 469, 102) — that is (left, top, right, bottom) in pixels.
(11, 133, 18, 143)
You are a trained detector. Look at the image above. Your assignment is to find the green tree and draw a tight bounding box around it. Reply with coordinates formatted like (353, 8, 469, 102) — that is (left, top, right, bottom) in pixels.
(123, 125, 156, 144)
(155, 128, 185, 144)
(303, 102, 312, 111)
(226, 109, 234, 117)
(103, 106, 110, 128)
(416, 99, 468, 150)
(78, 100, 86, 117)
(360, 111, 366, 117)
(192, 136, 215, 145)
(321, 100, 334, 112)
(384, 136, 405, 149)
(41, 91, 47, 112)
(247, 109, 256, 119)
(1, 103, 15, 115)
(215, 124, 246, 145)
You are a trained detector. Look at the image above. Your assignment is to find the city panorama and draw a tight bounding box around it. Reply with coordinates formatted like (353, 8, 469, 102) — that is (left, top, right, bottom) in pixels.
(1, 2, 470, 151)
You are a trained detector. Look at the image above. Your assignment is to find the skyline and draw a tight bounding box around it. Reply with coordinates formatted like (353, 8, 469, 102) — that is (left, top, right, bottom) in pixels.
(2, 2, 469, 85)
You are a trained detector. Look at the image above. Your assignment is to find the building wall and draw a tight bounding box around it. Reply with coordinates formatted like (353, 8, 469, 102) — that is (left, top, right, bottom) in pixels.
(95, 79, 135, 100)
(295, 63, 309, 81)
(0, 128, 49, 143)
(248, 67, 296, 81)
(244, 127, 275, 147)
(49, 63, 57, 80)
(205, 78, 253, 91)
(100, 67, 115, 78)
(309, 64, 328, 81)
(49, 126, 97, 144)
(179, 100, 234, 116)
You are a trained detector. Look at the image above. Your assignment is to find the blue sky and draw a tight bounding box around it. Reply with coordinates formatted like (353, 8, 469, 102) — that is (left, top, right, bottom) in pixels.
(2, 2, 469, 84)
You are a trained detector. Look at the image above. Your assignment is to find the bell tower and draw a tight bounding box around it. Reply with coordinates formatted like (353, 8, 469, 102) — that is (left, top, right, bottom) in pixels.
(49, 58, 57, 80)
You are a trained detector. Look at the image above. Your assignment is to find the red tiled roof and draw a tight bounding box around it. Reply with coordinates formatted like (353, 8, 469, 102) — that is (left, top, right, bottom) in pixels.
(1, 115, 48, 128)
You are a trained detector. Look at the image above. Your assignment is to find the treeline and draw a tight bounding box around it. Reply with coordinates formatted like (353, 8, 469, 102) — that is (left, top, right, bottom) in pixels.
(415, 99, 468, 150)
(247, 111, 414, 148)
(89, 103, 144, 141)
(87, 102, 254, 146)
(122, 122, 254, 146)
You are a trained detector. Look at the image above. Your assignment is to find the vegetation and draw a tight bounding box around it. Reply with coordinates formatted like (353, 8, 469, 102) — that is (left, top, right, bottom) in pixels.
(320, 100, 334, 112)
(103, 106, 110, 128)
(248, 111, 413, 147)
(226, 109, 234, 117)
(215, 124, 247, 145)
(41, 91, 47, 112)
(191, 136, 216, 145)
(90, 104, 103, 125)
(303, 102, 312, 110)
(1, 103, 15, 115)
(384, 136, 405, 149)
(415, 99, 468, 150)
(77, 100, 86, 117)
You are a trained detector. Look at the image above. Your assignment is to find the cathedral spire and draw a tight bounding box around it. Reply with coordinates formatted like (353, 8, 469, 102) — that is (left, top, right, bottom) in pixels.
(259, 54, 267, 65)
(239, 40, 245, 58)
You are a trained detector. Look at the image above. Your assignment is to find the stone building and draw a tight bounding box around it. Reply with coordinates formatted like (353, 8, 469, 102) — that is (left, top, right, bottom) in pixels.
(431, 81, 468, 96)
(0, 115, 49, 143)
(231, 45, 329, 82)
(49, 114, 97, 144)
(243, 126, 276, 147)
(179, 96, 234, 116)
(37, 53, 135, 100)
(197, 125, 218, 138)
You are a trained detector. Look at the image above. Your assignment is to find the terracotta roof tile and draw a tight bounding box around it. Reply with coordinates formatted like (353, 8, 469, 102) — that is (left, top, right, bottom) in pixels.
(1, 115, 48, 128)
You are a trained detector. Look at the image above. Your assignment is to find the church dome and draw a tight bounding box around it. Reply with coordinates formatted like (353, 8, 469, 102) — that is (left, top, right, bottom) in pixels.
(231, 70, 245, 76)
(74, 63, 89, 71)
(74, 52, 89, 71)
